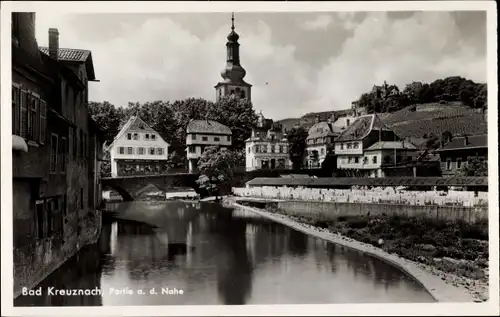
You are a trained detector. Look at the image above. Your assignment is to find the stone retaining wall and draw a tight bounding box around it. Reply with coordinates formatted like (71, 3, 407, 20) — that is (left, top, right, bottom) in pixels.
(13, 210, 102, 299)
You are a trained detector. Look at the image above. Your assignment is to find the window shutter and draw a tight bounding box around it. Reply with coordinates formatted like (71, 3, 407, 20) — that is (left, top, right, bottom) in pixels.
(20, 90, 28, 139)
(39, 100, 46, 144)
(33, 96, 39, 142)
(12, 85, 20, 135)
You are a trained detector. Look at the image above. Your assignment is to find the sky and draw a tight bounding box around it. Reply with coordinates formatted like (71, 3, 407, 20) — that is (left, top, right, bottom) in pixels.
(34, 11, 487, 120)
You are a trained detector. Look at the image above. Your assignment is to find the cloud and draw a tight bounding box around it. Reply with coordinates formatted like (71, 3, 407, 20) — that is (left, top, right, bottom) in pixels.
(301, 15, 334, 31)
(34, 12, 486, 120)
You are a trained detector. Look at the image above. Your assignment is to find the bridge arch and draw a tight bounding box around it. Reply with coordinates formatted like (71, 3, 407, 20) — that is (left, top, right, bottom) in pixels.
(101, 173, 202, 201)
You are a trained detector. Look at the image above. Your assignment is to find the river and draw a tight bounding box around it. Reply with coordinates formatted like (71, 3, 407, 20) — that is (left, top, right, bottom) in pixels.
(15, 200, 435, 306)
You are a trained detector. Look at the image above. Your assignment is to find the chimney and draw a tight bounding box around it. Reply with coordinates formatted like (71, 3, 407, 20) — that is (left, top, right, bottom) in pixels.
(48, 28, 59, 60)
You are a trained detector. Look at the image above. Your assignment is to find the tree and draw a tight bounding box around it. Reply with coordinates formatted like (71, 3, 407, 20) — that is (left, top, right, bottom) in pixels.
(88, 101, 126, 142)
(208, 95, 258, 151)
(196, 146, 237, 198)
(455, 156, 488, 177)
(287, 126, 308, 170)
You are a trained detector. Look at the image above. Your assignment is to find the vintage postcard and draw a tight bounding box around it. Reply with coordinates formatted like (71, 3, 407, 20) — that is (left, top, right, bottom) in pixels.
(1, 1, 498, 316)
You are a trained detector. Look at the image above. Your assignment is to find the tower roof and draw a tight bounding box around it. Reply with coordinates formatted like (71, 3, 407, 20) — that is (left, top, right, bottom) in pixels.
(227, 12, 239, 42)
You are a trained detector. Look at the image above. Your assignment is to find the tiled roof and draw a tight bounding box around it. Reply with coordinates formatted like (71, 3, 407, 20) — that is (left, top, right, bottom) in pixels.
(186, 120, 231, 135)
(335, 114, 392, 142)
(437, 134, 487, 152)
(364, 141, 418, 151)
(108, 116, 165, 149)
(307, 121, 337, 139)
(39, 47, 91, 62)
(246, 176, 488, 187)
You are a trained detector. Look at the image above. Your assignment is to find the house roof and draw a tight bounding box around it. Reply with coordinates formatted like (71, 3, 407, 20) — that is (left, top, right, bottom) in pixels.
(436, 134, 488, 152)
(39, 47, 96, 80)
(364, 141, 418, 151)
(335, 114, 392, 142)
(108, 116, 167, 149)
(186, 120, 232, 135)
(307, 121, 337, 139)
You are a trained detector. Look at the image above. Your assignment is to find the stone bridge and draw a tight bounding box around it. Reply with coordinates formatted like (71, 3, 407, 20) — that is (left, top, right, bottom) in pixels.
(101, 173, 201, 201)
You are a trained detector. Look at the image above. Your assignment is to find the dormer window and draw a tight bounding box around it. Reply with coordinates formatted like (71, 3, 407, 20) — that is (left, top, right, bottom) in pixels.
(127, 133, 132, 140)
(151, 134, 156, 141)
(133, 133, 138, 140)
(145, 134, 150, 140)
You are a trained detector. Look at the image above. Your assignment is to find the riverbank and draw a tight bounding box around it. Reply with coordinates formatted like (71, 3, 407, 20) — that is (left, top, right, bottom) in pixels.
(225, 197, 488, 303)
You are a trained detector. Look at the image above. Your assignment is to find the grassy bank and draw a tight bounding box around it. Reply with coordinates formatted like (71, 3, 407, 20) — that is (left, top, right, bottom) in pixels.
(238, 200, 489, 281)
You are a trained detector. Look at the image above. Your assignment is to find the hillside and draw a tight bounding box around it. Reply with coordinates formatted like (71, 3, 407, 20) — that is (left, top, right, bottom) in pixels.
(278, 109, 353, 132)
(382, 102, 487, 140)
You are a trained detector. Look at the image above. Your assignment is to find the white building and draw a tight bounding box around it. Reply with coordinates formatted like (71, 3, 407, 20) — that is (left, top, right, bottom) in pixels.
(245, 112, 291, 171)
(186, 119, 232, 174)
(362, 141, 418, 177)
(335, 114, 399, 177)
(108, 116, 170, 177)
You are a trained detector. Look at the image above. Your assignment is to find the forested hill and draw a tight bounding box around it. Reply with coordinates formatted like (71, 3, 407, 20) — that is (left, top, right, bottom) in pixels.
(357, 76, 487, 114)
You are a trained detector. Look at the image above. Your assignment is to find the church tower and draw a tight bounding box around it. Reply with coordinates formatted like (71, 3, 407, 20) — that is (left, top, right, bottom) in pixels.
(215, 13, 252, 101)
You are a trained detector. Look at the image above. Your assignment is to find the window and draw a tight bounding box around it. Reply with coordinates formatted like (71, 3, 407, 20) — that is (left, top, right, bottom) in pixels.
(39, 100, 46, 144)
(149, 147, 155, 155)
(133, 133, 139, 140)
(192, 134, 196, 140)
(202, 136, 208, 141)
(138, 147, 144, 155)
(248, 147, 251, 154)
(354, 157, 359, 164)
(279, 145, 283, 153)
(151, 134, 156, 140)
(28, 94, 39, 141)
(50, 134, 58, 172)
(19, 90, 28, 139)
(189, 146, 195, 153)
(60, 137, 67, 172)
(127, 133, 132, 140)
(271, 146, 275, 153)
(446, 159, 452, 170)
(119, 147, 124, 154)
(346, 119, 350, 126)
(372, 156, 377, 164)
(353, 142, 359, 149)
(320, 148, 325, 155)
(157, 148, 163, 155)
(80, 188, 84, 209)
(127, 147, 133, 155)
(347, 143, 352, 149)
(340, 143, 344, 150)
(363, 157, 368, 164)
(457, 158, 462, 169)
(214, 137, 220, 142)
(261, 145, 267, 153)
(348, 157, 352, 164)
(145, 134, 150, 140)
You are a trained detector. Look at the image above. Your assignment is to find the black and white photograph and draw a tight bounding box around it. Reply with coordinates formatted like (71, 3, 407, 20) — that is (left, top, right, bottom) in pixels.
(1, 1, 498, 316)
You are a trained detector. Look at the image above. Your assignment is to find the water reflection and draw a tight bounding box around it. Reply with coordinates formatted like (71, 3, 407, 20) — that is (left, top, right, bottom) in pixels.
(15, 201, 435, 306)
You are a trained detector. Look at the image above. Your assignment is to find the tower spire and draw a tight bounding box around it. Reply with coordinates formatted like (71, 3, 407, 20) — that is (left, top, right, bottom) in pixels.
(231, 12, 235, 31)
